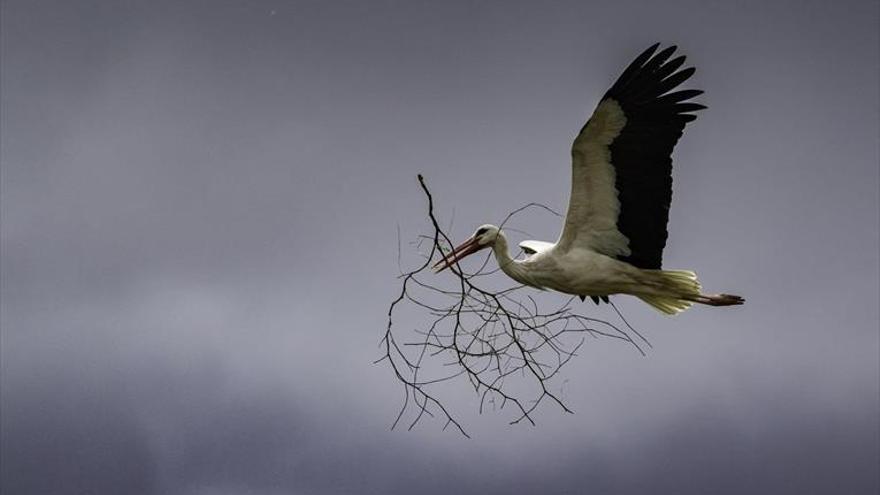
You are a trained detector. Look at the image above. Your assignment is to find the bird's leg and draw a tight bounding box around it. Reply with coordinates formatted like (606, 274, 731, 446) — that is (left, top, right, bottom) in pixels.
(689, 293, 745, 306)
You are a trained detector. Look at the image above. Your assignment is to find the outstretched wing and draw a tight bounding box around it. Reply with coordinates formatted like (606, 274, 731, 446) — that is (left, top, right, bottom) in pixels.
(556, 44, 705, 269)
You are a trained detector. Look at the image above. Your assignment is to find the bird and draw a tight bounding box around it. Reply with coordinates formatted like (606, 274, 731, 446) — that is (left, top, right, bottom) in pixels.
(432, 43, 744, 315)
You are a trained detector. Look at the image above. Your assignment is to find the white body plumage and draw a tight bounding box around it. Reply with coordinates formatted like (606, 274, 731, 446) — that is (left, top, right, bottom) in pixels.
(432, 44, 743, 315)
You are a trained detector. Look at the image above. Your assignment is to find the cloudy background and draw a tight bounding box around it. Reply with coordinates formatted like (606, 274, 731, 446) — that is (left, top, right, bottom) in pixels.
(2, 0, 878, 493)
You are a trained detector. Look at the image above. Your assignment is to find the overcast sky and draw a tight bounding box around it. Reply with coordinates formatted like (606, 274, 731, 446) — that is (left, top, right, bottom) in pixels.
(2, 0, 878, 494)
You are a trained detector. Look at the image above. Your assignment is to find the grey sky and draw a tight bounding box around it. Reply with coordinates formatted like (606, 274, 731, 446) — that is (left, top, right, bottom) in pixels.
(2, 0, 878, 494)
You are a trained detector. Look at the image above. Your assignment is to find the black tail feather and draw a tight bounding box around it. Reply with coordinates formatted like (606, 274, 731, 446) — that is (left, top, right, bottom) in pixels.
(581, 295, 610, 305)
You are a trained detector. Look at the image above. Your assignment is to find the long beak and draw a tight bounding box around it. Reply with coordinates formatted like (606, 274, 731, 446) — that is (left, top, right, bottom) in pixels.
(432, 236, 485, 273)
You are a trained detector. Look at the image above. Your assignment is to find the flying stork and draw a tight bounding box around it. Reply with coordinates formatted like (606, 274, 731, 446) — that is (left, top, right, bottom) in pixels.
(433, 44, 744, 315)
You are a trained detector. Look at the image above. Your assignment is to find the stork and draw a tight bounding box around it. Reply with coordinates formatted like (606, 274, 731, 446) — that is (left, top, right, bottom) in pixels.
(433, 44, 743, 315)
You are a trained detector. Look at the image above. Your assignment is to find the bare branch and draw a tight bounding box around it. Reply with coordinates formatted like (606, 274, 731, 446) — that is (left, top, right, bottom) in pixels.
(379, 174, 646, 437)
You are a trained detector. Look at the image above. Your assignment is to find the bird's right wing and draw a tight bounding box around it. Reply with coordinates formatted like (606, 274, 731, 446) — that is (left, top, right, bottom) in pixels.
(556, 44, 704, 269)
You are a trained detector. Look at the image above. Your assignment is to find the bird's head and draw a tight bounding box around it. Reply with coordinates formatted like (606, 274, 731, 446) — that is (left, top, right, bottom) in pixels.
(432, 224, 499, 273)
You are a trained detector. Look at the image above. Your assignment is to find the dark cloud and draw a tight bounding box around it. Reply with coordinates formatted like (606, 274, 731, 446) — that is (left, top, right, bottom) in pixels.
(4, 354, 877, 494)
(1, 362, 157, 494)
(2, 0, 878, 494)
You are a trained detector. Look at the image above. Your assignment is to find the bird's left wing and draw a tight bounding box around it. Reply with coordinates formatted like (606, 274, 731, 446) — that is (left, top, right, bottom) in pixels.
(555, 44, 705, 269)
(519, 240, 555, 256)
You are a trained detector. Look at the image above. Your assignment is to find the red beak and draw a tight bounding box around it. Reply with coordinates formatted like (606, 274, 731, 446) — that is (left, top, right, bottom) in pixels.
(432, 236, 486, 273)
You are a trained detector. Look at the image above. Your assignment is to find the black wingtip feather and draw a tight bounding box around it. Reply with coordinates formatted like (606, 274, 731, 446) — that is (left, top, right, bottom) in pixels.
(675, 103, 708, 112)
(659, 45, 678, 58)
(655, 89, 704, 105)
(606, 43, 662, 97)
(632, 47, 678, 93)
(597, 44, 705, 269)
(653, 55, 686, 81)
(651, 67, 696, 97)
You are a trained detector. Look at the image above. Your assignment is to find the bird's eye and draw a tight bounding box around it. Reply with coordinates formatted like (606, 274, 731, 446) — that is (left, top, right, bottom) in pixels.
(476, 228, 487, 236)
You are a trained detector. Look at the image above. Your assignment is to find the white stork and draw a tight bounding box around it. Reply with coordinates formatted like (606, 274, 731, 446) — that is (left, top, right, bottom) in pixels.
(433, 44, 744, 315)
